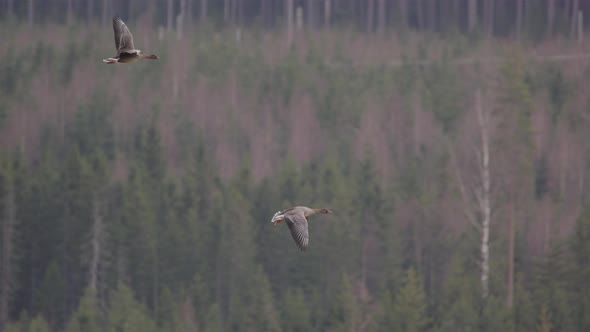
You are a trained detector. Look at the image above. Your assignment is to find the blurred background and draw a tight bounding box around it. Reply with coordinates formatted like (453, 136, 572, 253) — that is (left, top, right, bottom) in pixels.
(1, 1, 590, 331)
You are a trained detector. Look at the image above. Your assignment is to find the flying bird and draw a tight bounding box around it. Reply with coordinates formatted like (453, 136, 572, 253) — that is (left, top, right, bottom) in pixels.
(271, 206, 333, 251)
(103, 16, 159, 64)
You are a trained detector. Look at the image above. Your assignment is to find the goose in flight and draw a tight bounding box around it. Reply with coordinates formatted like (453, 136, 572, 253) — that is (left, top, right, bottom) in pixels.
(271, 206, 333, 251)
(103, 16, 159, 64)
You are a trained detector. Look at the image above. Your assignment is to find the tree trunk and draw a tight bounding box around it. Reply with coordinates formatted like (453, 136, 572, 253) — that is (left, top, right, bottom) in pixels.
(507, 199, 515, 308)
(426, 0, 436, 31)
(167, 0, 174, 32)
(101, 0, 108, 27)
(399, 0, 408, 29)
(27, 0, 34, 26)
(484, 0, 494, 36)
(87, 0, 93, 24)
(0, 178, 17, 330)
(377, 0, 385, 34)
(476, 89, 491, 299)
(547, 0, 555, 37)
(468, 0, 477, 32)
(287, 0, 294, 47)
(416, 0, 424, 30)
(306, 0, 315, 29)
(367, 0, 374, 33)
(577, 10, 583, 44)
(570, 0, 579, 38)
(67, 0, 74, 25)
(324, 0, 331, 28)
(177, 0, 186, 39)
(200, 0, 207, 26)
(516, 0, 524, 38)
(6, 0, 14, 19)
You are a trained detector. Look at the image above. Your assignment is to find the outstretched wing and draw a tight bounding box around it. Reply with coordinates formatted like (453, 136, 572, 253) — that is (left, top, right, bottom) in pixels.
(112, 16, 135, 53)
(285, 213, 309, 251)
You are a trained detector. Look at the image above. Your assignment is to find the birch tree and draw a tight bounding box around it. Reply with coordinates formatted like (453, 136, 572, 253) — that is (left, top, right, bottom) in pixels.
(449, 88, 494, 298)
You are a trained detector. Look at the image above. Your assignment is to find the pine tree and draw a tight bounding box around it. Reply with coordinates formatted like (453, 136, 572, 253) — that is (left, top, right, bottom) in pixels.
(64, 287, 101, 332)
(570, 208, 590, 330)
(28, 316, 50, 332)
(34, 260, 65, 328)
(391, 268, 429, 332)
(436, 256, 479, 332)
(323, 273, 359, 332)
(281, 288, 311, 332)
(108, 284, 157, 332)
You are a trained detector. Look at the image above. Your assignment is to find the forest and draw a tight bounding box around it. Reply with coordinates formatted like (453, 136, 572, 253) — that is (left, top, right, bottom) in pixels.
(1, 0, 590, 331)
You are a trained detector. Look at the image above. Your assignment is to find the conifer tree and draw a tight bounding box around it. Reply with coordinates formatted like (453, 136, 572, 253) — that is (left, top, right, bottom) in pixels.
(391, 268, 429, 332)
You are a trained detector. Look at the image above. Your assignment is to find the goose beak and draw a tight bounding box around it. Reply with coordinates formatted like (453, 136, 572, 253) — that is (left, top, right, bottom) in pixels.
(271, 211, 283, 223)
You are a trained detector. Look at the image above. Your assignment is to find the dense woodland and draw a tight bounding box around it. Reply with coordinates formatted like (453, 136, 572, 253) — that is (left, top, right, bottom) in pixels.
(1, 1, 590, 331)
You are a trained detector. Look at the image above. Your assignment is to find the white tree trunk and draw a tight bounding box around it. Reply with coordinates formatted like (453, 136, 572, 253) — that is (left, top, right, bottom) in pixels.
(476, 89, 491, 298)
(449, 89, 493, 299)
(0, 178, 16, 328)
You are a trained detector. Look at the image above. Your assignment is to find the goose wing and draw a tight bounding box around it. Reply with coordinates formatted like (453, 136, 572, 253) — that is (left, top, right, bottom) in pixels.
(285, 212, 309, 251)
(112, 16, 135, 54)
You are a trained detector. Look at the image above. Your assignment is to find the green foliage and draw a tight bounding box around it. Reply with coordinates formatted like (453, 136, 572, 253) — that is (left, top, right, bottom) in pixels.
(391, 268, 430, 332)
(34, 260, 65, 328)
(1, 23, 590, 332)
(323, 273, 360, 332)
(281, 288, 311, 332)
(64, 288, 101, 332)
(108, 284, 157, 332)
(421, 58, 464, 134)
(436, 256, 479, 332)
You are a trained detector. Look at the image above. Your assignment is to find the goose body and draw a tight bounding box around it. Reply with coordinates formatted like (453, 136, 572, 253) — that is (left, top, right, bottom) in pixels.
(271, 206, 333, 251)
(103, 16, 159, 64)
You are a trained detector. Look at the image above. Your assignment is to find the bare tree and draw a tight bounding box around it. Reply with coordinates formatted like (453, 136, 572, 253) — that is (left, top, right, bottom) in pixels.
(67, 0, 74, 25)
(167, 0, 174, 32)
(177, 0, 186, 39)
(324, 0, 331, 28)
(484, 0, 494, 36)
(468, 0, 477, 32)
(286, 0, 294, 47)
(6, 0, 14, 19)
(87, 0, 94, 24)
(0, 173, 17, 329)
(200, 0, 208, 26)
(547, 0, 556, 37)
(367, 0, 374, 33)
(516, 0, 524, 38)
(27, 0, 34, 26)
(570, 0, 579, 38)
(377, 0, 385, 34)
(449, 89, 493, 298)
(398, 0, 408, 29)
(416, 0, 424, 30)
(101, 0, 108, 27)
